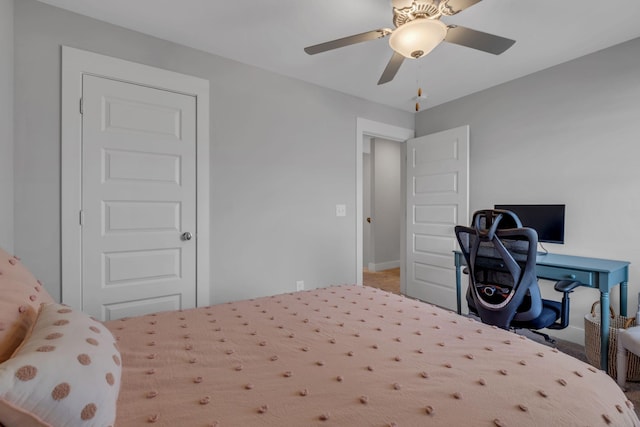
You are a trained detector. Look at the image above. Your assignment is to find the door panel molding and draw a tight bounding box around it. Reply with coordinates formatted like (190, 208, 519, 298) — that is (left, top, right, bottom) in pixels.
(61, 46, 210, 311)
(404, 125, 469, 309)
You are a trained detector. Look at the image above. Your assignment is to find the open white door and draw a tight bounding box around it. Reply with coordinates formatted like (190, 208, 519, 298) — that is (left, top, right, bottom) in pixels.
(405, 125, 469, 310)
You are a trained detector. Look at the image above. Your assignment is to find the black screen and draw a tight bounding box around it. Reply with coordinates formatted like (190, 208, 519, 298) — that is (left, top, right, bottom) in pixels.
(494, 204, 565, 244)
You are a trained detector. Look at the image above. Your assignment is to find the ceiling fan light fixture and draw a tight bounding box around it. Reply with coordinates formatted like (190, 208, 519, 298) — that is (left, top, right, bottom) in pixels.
(389, 19, 447, 59)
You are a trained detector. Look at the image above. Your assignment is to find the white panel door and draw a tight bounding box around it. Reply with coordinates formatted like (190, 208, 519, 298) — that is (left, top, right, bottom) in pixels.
(405, 126, 469, 310)
(81, 75, 197, 320)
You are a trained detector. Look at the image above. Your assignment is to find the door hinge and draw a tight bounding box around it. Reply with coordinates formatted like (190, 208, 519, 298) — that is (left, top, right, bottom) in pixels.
(79, 98, 83, 115)
(79, 210, 84, 226)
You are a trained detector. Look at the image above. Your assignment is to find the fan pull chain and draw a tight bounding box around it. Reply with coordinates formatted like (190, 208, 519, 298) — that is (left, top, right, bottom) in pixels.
(415, 65, 423, 112)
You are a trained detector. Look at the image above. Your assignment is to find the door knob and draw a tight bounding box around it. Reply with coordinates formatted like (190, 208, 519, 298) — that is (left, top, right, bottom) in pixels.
(366, 217, 372, 223)
(181, 232, 193, 241)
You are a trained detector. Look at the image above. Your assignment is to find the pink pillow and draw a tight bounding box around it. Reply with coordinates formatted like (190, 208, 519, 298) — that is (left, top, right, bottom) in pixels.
(0, 247, 54, 363)
(0, 302, 121, 427)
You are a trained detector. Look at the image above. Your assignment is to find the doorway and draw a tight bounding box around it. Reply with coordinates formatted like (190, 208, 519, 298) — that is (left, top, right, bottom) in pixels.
(61, 47, 210, 318)
(356, 120, 469, 309)
(363, 137, 403, 294)
(355, 118, 414, 292)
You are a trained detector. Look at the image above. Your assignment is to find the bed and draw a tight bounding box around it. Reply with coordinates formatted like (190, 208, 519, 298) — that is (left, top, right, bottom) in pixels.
(0, 249, 638, 426)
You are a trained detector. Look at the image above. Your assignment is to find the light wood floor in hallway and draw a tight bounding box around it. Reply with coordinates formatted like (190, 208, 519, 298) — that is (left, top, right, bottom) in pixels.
(363, 267, 401, 295)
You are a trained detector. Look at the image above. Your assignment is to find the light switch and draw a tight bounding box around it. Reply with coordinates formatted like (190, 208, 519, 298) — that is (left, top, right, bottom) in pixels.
(336, 204, 346, 217)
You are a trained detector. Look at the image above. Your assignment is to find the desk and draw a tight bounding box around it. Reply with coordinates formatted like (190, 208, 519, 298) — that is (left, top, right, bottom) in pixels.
(453, 251, 630, 370)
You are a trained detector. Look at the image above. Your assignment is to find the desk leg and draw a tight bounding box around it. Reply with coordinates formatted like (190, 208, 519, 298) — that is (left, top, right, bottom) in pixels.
(600, 291, 610, 371)
(455, 261, 462, 315)
(620, 281, 628, 317)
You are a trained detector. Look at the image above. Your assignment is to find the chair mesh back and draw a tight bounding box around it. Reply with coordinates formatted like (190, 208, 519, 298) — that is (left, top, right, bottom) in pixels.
(455, 210, 542, 329)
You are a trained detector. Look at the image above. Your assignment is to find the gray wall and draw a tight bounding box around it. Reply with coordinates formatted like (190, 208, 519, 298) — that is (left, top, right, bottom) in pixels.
(416, 37, 640, 343)
(13, 0, 413, 303)
(0, 0, 13, 251)
(370, 138, 401, 270)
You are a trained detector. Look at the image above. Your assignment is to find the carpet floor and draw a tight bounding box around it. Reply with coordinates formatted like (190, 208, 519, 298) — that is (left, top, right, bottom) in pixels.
(363, 267, 640, 418)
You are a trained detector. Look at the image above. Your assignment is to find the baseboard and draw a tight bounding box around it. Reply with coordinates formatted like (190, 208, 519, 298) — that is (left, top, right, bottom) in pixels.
(367, 260, 400, 272)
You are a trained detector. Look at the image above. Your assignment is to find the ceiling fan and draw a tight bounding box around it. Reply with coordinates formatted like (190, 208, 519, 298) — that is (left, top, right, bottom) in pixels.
(304, 0, 515, 85)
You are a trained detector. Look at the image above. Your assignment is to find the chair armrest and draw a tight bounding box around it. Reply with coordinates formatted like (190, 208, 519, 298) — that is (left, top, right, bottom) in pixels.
(548, 280, 582, 331)
(554, 280, 581, 293)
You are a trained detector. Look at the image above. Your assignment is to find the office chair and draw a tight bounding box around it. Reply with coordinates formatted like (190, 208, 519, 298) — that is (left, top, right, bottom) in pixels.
(454, 209, 581, 342)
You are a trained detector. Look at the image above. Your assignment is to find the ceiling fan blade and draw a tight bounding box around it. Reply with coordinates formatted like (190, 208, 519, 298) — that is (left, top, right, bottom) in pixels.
(378, 51, 405, 85)
(304, 29, 391, 55)
(441, 0, 483, 15)
(444, 25, 515, 55)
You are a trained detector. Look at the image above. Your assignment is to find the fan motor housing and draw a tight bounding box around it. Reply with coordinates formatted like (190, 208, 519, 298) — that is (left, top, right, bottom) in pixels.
(393, 0, 442, 28)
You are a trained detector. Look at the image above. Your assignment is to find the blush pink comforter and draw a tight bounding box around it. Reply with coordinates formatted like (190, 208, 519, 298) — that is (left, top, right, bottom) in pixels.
(106, 285, 639, 426)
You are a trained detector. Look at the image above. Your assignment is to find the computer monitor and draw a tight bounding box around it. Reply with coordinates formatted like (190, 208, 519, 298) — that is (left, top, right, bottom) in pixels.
(494, 204, 565, 244)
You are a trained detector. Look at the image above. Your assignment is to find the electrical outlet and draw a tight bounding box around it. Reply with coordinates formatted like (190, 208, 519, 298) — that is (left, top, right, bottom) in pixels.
(296, 280, 304, 291)
(336, 204, 346, 217)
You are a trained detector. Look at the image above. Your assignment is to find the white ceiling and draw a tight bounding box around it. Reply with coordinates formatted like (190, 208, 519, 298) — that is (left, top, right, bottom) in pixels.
(38, 0, 640, 112)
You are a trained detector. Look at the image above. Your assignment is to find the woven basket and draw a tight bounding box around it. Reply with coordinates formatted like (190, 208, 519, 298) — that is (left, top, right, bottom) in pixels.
(584, 301, 640, 381)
